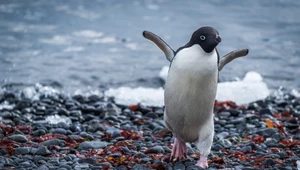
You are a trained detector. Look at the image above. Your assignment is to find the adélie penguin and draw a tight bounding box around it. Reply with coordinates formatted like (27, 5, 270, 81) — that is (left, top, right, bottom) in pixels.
(143, 27, 249, 168)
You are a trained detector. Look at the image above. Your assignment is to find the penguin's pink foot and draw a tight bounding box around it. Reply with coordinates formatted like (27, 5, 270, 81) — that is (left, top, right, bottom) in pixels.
(170, 137, 187, 161)
(196, 156, 208, 168)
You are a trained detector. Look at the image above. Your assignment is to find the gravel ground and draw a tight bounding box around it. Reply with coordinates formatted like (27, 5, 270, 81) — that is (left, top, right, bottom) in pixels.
(0, 88, 299, 170)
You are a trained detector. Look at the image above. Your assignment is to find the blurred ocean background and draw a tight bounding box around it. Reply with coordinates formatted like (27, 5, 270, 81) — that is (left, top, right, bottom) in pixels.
(0, 0, 299, 98)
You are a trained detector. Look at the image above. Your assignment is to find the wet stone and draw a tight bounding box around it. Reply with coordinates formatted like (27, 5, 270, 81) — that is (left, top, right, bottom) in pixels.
(35, 146, 51, 156)
(132, 164, 151, 170)
(216, 132, 229, 140)
(78, 158, 95, 164)
(78, 141, 107, 150)
(51, 128, 67, 135)
(174, 163, 185, 170)
(41, 139, 64, 147)
(79, 132, 94, 140)
(256, 128, 277, 137)
(14, 147, 31, 155)
(262, 158, 275, 165)
(145, 146, 165, 154)
(8, 134, 28, 143)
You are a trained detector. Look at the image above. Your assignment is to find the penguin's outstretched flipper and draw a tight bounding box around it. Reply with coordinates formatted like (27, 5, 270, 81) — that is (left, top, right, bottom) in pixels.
(143, 31, 175, 62)
(218, 49, 249, 71)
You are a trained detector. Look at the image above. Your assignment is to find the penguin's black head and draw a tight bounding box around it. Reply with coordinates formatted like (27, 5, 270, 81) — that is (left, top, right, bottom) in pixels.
(190, 26, 221, 53)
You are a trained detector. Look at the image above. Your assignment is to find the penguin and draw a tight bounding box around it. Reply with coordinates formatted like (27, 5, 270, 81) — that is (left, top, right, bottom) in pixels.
(143, 27, 249, 168)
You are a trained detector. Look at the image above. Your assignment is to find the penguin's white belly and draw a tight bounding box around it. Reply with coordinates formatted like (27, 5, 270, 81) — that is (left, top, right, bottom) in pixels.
(164, 45, 218, 142)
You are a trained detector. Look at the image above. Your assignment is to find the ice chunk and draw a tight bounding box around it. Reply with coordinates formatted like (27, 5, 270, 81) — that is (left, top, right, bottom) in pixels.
(105, 71, 270, 106)
(159, 66, 169, 82)
(105, 87, 164, 106)
(216, 71, 270, 105)
(45, 115, 72, 125)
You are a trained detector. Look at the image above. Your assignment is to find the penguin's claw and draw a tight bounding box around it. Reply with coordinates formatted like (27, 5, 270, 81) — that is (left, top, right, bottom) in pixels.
(170, 137, 187, 162)
(196, 156, 208, 168)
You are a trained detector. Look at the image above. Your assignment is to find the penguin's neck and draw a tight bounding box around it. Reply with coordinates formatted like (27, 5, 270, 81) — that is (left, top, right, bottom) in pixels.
(172, 44, 218, 74)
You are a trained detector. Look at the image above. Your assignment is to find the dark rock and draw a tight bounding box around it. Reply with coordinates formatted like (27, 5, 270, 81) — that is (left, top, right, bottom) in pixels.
(173, 163, 185, 170)
(78, 141, 107, 150)
(41, 139, 64, 147)
(132, 164, 151, 170)
(227, 109, 241, 116)
(145, 146, 165, 154)
(256, 128, 277, 137)
(259, 108, 273, 115)
(216, 132, 229, 140)
(216, 139, 232, 148)
(79, 132, 94, 140)
(262, 158, 275, 165)
(187, 165, 203, 170)
(78, 158, 95, 164)
(37, 165, 49, 170)
(8, 134, 28, 143)
(35, 146, 51, 156)
(14, 147, 31, 155)
(116, 165, 128, 170)
(144, 112, 158, 119)
(264, 139, 279, 147)
(33, 129, 46, 136)
(51, 128, 67, 135)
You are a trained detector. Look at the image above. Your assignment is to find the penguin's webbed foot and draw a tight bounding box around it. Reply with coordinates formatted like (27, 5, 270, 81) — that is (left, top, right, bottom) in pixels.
(196, 155, 208, 168)
(170, 137, 187, 161)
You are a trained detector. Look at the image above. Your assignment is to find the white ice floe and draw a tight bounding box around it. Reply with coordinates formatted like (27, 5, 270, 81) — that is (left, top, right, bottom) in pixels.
(45, 115, 72, 125)
(159, 66, 169, 82)
(105, 71, 270, 106)
(105, 87, 164, 106)
(291, 89, 300, 98)
(216, 71, 270, 105)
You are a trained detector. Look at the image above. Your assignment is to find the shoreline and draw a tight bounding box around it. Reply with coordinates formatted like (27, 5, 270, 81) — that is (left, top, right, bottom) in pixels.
(0, 86, 299, 170)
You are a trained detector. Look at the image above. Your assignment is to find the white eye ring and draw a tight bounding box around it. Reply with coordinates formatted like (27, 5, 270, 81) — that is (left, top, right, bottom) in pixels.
(200, 35, 206, 40)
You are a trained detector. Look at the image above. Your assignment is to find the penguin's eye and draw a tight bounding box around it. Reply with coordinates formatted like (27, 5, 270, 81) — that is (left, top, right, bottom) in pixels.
(200, 35, 206, 41)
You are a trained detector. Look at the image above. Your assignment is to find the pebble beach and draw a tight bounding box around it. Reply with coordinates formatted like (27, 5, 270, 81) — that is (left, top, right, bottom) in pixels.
(0, 86, 299, 170)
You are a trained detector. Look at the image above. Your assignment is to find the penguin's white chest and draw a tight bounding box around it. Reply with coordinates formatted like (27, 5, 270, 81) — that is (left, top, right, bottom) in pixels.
(164, 45, 218, 142)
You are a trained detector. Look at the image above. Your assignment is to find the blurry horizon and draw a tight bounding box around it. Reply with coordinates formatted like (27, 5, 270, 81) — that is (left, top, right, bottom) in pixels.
(0, 0, 299, 92)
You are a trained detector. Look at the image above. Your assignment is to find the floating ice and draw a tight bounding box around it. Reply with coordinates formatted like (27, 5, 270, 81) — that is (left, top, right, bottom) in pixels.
(105, 71, 270, 106)
(291, 89, 300, 98)
(159, 66, 169, 82)
(105, 87, 164, 106)
(216, 71, 270, 105)
(45, 115, 72, 125)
